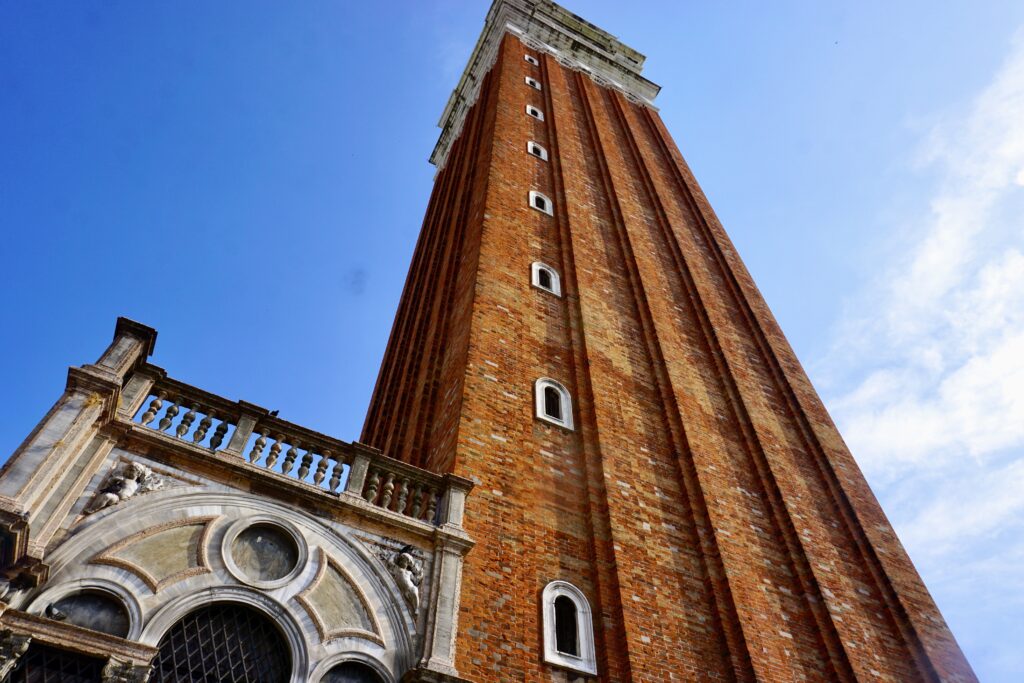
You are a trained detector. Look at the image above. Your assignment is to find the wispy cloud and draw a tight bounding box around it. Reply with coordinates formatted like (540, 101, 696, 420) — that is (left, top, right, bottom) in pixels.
(818, 28, 1024, 681)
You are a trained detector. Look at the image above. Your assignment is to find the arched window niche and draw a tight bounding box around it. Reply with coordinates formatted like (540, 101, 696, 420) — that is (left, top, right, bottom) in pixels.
(529, 190, 554, 216)
(542, 581, 596, 675)
(531, 262, 561, 296)
(534, 378, 573, 430)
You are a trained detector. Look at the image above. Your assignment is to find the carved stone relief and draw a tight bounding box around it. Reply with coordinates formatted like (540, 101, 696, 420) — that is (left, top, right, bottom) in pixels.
(102, 657, 151, 683)
(359, 535, 427, 616)
(83, 462, 165, 515)
(0, 629, 31, 679)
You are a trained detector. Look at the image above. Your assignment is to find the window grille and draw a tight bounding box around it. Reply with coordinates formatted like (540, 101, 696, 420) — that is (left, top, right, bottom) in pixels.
(1, 643, 105, 683)
(150, 603, 290, 683)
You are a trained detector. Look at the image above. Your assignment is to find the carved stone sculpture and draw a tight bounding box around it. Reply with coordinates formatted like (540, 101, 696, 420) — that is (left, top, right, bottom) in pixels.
(84, 462, 164, 514)
(0, 629, 31, 679)
(102, 657, 152, 683)
(390, 545, 424, 613)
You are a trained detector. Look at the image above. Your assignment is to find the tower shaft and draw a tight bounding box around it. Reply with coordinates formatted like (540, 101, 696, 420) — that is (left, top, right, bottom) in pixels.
(363, 3, 976, 681)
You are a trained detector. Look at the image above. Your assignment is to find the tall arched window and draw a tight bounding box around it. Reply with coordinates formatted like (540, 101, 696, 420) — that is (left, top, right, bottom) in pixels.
(542, 581, 596, 675)
(531, 262, 561, 296)
(534, 378, 573, 429)
(150, 603, 291, 683)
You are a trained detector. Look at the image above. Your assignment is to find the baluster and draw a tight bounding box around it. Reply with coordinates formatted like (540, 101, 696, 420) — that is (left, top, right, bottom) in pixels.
(176, 404, 198, 438)
(298, 448, 315, 480)
(193, 412, 213, 443)
(380, 473, 396, 509)
(158, 399, 180, 432)
(395, 478, 411, 514)
(364, 469, 380, 503)
(410, 483, 425, 519)
(248, 429, 268, 463)
(313, 450, 331, 486)
(329, 456, 344, 493)
(280, 444, 299, 475)
(140, 392, 164, 426)
(282, 441, 301, 476)
(265, 436, 284, 469)
(425, 486, 439, 522)
(210, 418, 229, 450)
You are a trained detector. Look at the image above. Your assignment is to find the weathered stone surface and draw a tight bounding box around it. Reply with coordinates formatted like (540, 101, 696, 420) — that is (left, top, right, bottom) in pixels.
(230, 523, 298, 583)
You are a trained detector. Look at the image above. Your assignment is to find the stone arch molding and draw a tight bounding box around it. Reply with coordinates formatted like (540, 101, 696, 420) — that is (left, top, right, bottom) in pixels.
(23, 488, 418, 680)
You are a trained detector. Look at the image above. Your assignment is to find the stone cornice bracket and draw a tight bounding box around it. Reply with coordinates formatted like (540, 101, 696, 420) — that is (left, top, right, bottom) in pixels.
(102, 657, 152, 683)
(430, 0, 661, 169)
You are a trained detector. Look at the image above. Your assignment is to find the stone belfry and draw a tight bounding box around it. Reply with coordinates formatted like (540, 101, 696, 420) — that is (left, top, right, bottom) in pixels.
(364, 1, 977, 681)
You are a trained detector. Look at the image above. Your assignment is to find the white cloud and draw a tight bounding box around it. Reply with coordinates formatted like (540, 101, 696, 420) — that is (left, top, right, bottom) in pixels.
(817, 26, 1024, 681)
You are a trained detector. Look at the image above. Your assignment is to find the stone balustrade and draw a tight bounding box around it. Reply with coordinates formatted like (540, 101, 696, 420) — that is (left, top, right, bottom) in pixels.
(127, 372, 461, 527)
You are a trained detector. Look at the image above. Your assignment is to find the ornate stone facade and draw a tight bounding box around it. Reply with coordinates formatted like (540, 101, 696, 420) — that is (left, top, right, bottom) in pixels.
(0, 319, 473, 682)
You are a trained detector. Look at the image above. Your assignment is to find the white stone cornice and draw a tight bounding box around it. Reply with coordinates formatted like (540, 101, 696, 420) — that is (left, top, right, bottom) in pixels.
(430, 0, 661, 169)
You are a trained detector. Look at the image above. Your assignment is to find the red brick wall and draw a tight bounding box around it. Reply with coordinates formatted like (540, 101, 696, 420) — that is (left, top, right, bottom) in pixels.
(364, 33, 976, 683)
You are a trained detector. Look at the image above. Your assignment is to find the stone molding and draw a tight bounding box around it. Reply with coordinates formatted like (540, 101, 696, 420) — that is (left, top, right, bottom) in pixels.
(0, 605, 156, 667)
(294, 547, 385, 646)
(90, 516, 216, 593)
(430, 0, 660, 169)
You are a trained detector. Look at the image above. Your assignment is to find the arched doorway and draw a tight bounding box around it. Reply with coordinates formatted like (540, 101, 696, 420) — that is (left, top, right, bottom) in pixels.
(150, 602, 291, 683)
(321, 661, 386, 683)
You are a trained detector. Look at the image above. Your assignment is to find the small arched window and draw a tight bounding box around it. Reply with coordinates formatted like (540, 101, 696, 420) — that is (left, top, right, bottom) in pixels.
(527, 141, 548, 161)
(542, 581, 596, 675)
(525, 76, 542, 90)
(524, 54, 540, 66)
(535, 378, 572, 429)
(526, 105, 545, 121)
(531, 262, 561, 296)
(529, 190, 553, 216)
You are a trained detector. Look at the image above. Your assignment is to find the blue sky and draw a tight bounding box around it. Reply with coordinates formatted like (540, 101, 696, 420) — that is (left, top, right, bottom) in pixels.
(2, 1, 1023, 678)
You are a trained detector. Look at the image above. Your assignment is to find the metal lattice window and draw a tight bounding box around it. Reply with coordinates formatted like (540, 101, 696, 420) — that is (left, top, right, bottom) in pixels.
(1, 643, 105, 683)
(150, 603, 290, 683)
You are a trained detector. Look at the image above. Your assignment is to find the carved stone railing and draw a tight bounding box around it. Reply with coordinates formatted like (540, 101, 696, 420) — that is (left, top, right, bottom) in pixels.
(121, 370, 464, 527)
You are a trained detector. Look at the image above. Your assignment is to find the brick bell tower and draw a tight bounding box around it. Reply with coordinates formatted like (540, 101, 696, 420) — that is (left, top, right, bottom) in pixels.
(364, 1, 976, 681)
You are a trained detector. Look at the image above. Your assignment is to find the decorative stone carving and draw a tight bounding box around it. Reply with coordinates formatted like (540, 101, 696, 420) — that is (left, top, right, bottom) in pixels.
(0, 629, 31, 679)
(390, 545, 424, 613)
(102, 657, 151, 683)
(84, 462, 164, 514)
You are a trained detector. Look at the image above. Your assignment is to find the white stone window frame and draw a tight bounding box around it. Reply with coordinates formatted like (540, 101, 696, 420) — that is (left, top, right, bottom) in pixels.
(527, 141, 548, 161)
(525, 76, 542, 90)
(526, 105, 545, 121)
(535, 378, 573, 430)
(542, 581, 596, 675)
(524, 54, 540, 66)
(221, 515, 309, 590)
(531, 262, 561, 297)
(529, 190, 553, 216)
